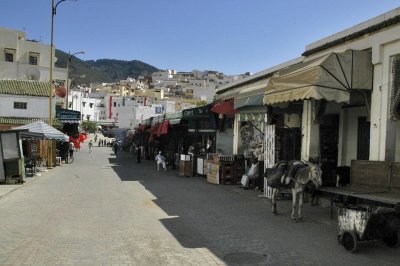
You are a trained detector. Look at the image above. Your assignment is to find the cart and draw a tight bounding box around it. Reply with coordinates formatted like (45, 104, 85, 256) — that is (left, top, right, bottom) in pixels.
(337, 205, 400, 252)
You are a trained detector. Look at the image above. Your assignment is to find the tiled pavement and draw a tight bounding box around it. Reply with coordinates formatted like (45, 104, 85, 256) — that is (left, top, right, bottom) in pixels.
(0, 139, 399, 265)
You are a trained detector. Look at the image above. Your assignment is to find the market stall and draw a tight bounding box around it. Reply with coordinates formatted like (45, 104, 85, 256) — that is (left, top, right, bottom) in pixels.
(0, 129, 26, 183)
(15, 121, 69, 169)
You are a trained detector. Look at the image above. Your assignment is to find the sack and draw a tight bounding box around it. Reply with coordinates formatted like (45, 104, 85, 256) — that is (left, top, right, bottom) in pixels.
(241, 175, 249, 188)
(265, 161, 288, 188)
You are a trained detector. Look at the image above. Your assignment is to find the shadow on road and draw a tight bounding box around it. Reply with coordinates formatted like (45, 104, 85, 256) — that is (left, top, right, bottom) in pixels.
(108, 153, 277, 262)
(107, 152, 400, 265)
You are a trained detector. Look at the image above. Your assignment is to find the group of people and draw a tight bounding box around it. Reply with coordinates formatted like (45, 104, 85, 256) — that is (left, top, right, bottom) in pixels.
(97, 139, 113, 147)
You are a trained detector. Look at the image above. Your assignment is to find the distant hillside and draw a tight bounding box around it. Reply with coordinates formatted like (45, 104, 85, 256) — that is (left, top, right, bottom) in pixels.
(55, 49, 159, 86)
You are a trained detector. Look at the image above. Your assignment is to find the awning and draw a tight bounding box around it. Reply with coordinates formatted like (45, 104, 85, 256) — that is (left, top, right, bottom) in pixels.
(264, 50, 373, 105)
(182, 103, 212, 119)
(165, 111, 182, 125)
(146, 125, 159, 135)
(157, 120, 169, 136)
(211, 99, 238, 115)
(234, 84, 266, 109)
(134, 125, 146, 134)
(14, 121, 69, 142)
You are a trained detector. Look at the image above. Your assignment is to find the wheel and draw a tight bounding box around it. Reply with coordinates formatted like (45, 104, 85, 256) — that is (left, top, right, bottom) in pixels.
(383, 230, 400, 248)
(342, 231, 358, 252)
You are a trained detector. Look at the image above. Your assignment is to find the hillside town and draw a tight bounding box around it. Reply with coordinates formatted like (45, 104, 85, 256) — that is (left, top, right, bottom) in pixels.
(1, 4, 400, 266)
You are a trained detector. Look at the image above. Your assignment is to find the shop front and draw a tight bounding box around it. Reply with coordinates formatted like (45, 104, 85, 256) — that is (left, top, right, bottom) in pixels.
(181, 104, 216, 177)
(263, 49, 373, 187)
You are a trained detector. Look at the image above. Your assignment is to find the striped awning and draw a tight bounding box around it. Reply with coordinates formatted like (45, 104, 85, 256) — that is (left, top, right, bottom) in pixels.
(14, 121, 69, 141)
(264, 50, 373, 105)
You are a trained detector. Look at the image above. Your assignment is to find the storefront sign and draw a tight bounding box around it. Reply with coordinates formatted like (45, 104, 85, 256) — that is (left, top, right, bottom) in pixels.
(56, 108, 81, 123)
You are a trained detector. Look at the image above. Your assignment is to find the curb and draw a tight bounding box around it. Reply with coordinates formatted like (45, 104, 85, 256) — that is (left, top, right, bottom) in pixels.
(0, 174, 41, 200)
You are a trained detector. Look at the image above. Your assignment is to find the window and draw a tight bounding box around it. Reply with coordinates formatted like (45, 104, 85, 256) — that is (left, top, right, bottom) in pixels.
(29, 53, 40, 65)
(29, 55, 38, 65)
(14, 102, 27, 109)
(5, 52, 14, 62)
(118, 104, 120, 107)
(90, 103, 93, 108)
(113, 102, 116, 107)
(82, 102, 86, 107)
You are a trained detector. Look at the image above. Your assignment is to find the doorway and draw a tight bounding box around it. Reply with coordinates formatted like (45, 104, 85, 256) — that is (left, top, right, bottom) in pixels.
(357, 116, 370, 160)
(320, 114, 339, 186)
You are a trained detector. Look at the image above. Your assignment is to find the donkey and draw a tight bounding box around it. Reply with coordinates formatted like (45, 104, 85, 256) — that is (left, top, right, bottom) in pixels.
(266, 160, 322, 222)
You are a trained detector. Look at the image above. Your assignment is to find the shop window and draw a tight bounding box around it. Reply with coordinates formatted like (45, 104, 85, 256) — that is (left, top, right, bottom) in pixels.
(14, 102, 27, 109)
(390, 55, 400, 119)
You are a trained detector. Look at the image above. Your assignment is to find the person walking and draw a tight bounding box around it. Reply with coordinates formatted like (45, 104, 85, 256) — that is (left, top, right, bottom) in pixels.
(88, 140, 93, 153)
(68, 141, 74, 160)
(113, 141, 119, 155)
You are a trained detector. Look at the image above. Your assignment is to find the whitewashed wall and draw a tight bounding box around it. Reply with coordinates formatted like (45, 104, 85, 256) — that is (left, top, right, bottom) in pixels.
(0, 94, 54, 118)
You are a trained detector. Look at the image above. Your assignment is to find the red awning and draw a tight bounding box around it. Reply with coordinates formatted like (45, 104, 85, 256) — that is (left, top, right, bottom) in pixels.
(157, 120, 169, 136)
(146, 125, 159, 135)
(135, 125, 146, 134)
(211, 99, 238, 115)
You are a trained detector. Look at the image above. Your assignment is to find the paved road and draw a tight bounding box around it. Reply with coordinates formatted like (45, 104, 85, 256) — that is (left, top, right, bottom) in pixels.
(0, 142, 399, 265)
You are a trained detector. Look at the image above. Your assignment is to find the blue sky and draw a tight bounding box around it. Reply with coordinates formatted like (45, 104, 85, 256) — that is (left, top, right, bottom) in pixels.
(1, 0, 399, 75)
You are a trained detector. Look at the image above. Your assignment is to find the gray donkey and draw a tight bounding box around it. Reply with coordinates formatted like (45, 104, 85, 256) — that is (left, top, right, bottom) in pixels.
(266, 160, 322, 222)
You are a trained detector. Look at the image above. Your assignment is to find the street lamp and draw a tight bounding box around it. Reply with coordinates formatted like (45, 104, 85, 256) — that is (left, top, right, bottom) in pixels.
(49, 0, 76, 126)
(66, 51, 85, 109)
(48, 0, 75, 168)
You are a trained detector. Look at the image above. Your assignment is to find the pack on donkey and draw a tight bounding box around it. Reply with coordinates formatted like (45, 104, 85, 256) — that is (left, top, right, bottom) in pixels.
(266, 160, 323, 222)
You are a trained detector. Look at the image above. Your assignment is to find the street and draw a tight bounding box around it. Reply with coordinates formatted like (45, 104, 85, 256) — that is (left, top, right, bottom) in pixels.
(0, 142, 399, 266)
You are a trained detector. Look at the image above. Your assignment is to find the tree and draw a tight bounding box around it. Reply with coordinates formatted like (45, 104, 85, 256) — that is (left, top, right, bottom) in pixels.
(81, 120, 97, 133)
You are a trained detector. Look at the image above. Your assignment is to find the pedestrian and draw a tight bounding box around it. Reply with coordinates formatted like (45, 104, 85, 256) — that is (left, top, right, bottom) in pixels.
(94, 134, 98, 143)
(68, 141, 74, 159)
(137, 145, 141, 163)
(155, 151, 167, 171)
(113, 141, 119, 155)
(88, 140, 93, 153)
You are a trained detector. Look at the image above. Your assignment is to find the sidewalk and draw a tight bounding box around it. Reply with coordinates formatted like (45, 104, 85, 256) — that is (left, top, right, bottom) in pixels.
(0, 173, 40, 199)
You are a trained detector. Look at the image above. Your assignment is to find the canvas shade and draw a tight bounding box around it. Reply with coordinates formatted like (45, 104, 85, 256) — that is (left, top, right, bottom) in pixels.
(211, 99, 238, 115)
(15, 121, 69, 141)
(157, 120, 169, 136)
(146, 125, 159, 135)
(234, 83, 267, 109)
(134, 125, 146, 134)
(264, 50, 372, 105)
(165, 112, 182, 125)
